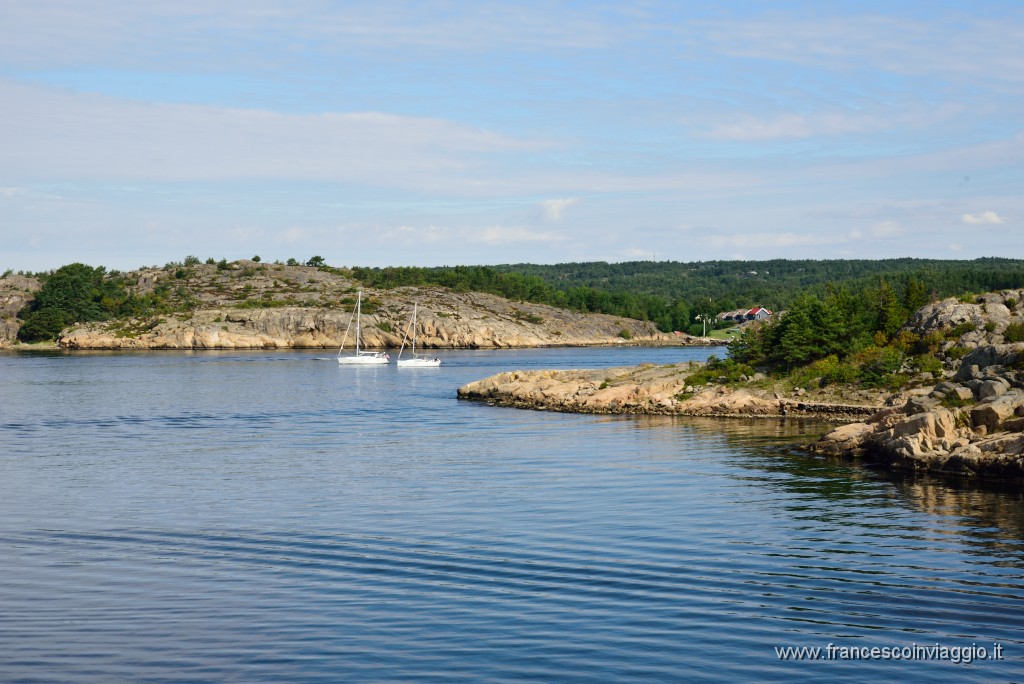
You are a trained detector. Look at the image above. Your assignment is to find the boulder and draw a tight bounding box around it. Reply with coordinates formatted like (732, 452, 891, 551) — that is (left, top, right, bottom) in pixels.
(971, 391, 1024, 432)
(978, 378, 1011, 401)
(810, 422, 874, 456)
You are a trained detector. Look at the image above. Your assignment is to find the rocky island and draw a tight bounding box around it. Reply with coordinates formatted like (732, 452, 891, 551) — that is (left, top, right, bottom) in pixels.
(1, 261, 705, 350)
(460, 290, 1024, 483)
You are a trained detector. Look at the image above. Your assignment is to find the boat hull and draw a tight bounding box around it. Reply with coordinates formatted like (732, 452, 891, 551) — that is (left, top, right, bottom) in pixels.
(338, 354, 390, 365)
(397, 358, 441, 367)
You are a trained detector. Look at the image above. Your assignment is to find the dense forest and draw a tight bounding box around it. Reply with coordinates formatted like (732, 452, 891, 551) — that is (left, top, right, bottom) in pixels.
(351, 258, 1024, 334)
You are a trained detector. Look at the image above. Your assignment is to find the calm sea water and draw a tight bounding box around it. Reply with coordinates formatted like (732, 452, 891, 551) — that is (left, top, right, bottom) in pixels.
(1, 346, 1022, 683)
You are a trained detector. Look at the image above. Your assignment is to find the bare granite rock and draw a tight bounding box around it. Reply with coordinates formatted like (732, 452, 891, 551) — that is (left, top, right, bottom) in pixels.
(458, 364, 880, 418)
(58, 290, 679, 350)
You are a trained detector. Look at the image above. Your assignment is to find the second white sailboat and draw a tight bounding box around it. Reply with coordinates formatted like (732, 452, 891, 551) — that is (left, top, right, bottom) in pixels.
(397, 303, 441, 367)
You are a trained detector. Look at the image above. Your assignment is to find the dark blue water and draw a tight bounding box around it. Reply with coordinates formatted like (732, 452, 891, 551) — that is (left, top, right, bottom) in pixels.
(1, 347, 1022, 682)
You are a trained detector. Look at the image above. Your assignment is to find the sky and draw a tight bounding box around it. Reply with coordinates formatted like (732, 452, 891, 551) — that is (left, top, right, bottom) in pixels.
(1, 1, 1022, 272)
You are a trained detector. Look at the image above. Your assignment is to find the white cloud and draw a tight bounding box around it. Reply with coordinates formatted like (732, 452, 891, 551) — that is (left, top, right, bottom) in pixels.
(698, 231, 851, 249)
(870, 221, 903, 238)
(0, 1, 622, 70)
(381, 225, 453, 245)
(961, 211, 1004, 225)
(277, 227, 309, 244)
(702, 112, 884, 141)
(539, 197, 580, 222)
(0, 79, 542, 188)
(695, 15, 1024, 85)
(463, 226, 563, 245)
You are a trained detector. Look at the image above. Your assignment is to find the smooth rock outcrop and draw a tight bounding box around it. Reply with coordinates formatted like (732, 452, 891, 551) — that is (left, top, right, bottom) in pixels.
(458, 364, 880, 418)
(58, 292, 678, 350)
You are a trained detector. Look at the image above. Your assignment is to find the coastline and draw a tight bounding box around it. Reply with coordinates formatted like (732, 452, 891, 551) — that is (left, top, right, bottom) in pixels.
(456, 363, 888, 421)
(457, 348, 1024, 485)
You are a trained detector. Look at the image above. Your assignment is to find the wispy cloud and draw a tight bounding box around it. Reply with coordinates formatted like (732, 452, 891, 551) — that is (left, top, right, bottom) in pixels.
(701, 112, 885, 141)
(0, 80, 542, 188)
(698, 231, 853, 249)
(464, 226, 564, 245)
(539, 197, 580, 222)
(869, 221, 903, 238)
(381, 225, 454, 245)
(0, 1, 623, 70)
(695, 14, 1024, 85)
(961, 211, 1004, 225)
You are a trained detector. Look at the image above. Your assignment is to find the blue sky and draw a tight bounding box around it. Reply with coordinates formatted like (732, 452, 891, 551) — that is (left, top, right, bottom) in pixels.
(1, 1, 1021, 272)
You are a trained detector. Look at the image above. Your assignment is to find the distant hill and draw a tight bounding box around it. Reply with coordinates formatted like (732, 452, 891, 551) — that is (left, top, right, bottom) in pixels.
(353, 258, 1024, 334)
(492, 258, 1024, 306)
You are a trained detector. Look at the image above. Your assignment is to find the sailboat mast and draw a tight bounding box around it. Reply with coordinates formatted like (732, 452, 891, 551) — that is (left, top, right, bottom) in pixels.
(411, 303, 417, 355)
(355, 291, 362, 354)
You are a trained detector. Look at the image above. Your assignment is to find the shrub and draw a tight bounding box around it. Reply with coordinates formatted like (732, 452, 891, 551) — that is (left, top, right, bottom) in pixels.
(618, 328, 633, 340)
(912, 353, 944, 376)
(686, 356, 754, 386)
(941, 394, 970, 408)
(818, 357, 861, 385)
(890, 330, 920, 355)
(914, 331, 945, 355)
(882, 373, 911, 391)
(947, 321, 976, 339)
(946, 345, 970, 360)
(1004, 322, 1024, 343)
(184, 255, 200, 266)
(856, 346, 905, 388)
(512, 309, 544, 324)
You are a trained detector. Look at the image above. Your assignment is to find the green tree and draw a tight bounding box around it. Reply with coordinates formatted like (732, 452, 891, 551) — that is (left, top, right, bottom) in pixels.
(17, 263, 128, 342)
(874, 281, 905, 339)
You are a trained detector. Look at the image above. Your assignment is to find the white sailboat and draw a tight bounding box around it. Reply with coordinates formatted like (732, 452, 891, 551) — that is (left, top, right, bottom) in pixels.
(397, 303, 441, 368)
(337, 290, 390, 365)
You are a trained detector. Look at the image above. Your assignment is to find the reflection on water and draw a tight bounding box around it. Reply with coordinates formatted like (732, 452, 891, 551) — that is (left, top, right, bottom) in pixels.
(1, 348, 1022, 683)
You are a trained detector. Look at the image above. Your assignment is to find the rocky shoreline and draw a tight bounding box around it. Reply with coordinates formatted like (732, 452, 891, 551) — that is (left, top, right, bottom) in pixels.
(457, 345, 1024, 484)
(811, 343, 1024, 481)
(458, 288, 1024, 484)
(457, 363, 885, 421)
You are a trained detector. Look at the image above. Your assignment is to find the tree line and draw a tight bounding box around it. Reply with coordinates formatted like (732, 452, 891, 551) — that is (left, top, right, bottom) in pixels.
(352, 258, 1024, 334)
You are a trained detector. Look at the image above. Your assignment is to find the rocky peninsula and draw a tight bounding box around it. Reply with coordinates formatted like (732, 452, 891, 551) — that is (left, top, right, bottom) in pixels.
(1, 261, 701, 350)
(460, 289, 1024, 483)
(457, 363, 882, 420)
